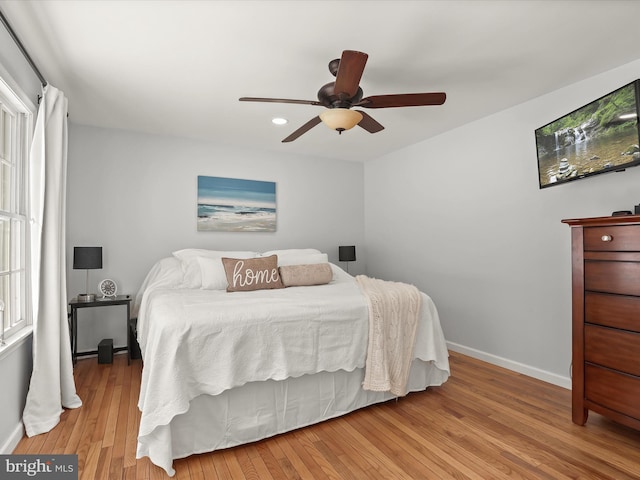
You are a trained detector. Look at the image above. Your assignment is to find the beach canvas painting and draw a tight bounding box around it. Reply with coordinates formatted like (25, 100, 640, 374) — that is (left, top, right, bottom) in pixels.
(197, 176, 277, 232)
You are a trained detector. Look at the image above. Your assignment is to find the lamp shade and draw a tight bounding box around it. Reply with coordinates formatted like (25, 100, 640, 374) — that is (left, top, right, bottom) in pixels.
(73, 247, 103, 270)
(319, 109, 363, 132)
(339, 245, 356, 262)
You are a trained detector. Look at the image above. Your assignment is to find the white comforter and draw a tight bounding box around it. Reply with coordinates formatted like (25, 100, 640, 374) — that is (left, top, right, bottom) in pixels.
(136, 259, 449, 459)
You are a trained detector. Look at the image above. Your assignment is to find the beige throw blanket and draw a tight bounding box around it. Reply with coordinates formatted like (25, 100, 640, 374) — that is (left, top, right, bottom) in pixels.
(356, 275, 422, 396)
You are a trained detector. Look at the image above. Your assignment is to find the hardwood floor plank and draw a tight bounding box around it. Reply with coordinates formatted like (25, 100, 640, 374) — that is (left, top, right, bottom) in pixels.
(208, 452, 234, 480)
(79, 441, 102, 480)
(103, 384, 122, 448)
(109, 455, 124, 480)
(289, 429, 342, 479)
(95, 445, 114, 480)
(325, 412, 418, 480)
(311, 438, 368, 480)
(134, 454, 150, 480)
(193, 456, 216, 480)
(274, 434, 318, 479)
(92, 366, 117, 443)
(124, 362, 142, 468)
(113, 360, 132, 461)
(351, 406, 492, 479)
(63, 388, 96, 455)
(314, 421, 387, 480)
(221, 448, 247, 480)
(371, 402, 518, 479)
(148, 460, 167, 480)
(13, 424, 46, 454)
(171, 458, 190, 480)
(12, 351, 640, 479)
(233, 447, 262, 480)
(185, 455, 205, 480)
(245, 444, 275, 480)
(124, 465, 137, 480)
(253, 442, 286, 479)
(38, 412, 64, 454)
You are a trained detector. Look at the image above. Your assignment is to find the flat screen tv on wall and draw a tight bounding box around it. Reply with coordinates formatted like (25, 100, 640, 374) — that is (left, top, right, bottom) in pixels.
(535, 80, 640, 188)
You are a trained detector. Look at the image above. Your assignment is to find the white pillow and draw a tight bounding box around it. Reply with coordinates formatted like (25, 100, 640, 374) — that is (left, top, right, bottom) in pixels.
(172, 249, 257, 288)
(198, 256, 230, 290)
(261, 248, 321, 258)
(276, 252, 328, 266)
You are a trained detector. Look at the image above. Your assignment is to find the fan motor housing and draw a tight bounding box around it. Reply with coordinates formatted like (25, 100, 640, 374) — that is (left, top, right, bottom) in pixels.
(317, 82, 363, 109)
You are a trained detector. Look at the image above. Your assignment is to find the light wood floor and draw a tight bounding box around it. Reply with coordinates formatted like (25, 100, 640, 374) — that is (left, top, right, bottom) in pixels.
(14, 350, 640, 479)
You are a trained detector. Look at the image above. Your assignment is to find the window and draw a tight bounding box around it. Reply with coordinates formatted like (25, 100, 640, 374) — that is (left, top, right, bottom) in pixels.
(0, 80, 31, 341)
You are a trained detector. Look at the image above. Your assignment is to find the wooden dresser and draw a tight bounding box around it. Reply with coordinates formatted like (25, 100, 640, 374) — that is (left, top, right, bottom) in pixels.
(562, 215, 640, 430)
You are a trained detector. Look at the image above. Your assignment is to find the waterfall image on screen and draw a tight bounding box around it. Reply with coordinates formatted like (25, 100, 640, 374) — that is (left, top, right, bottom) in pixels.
(197, 176, 277, 232)
(535, 80, 640, 188)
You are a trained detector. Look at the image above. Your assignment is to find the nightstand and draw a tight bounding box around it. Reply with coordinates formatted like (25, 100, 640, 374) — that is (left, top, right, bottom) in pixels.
(69, 295, 133, 365)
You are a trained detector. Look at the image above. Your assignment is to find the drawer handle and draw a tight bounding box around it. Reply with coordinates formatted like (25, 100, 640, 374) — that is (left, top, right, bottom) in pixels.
(601, 235, 613, 242)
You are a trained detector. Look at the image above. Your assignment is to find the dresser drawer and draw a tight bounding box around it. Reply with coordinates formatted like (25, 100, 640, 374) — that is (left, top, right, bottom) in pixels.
(585, 261, 640, 296)
(584, 225, 640, 251)
(585, 364, 640, 420)
(585, 325, 640, 376)
(585, 292, 640, 332)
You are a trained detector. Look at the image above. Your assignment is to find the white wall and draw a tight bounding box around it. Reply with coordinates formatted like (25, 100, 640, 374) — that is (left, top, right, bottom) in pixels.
(66, 125, 365, 352)
(0, 341, 32, 453)
(365, 59, 640, 387)
(0, 21, 41, 109)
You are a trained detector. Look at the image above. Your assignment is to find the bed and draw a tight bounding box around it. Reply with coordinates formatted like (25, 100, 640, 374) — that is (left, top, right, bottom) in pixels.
(133, 248, 450, 476)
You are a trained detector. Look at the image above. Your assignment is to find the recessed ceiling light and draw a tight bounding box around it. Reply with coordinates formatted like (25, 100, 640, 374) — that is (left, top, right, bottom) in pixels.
(272, 117, 288, 125)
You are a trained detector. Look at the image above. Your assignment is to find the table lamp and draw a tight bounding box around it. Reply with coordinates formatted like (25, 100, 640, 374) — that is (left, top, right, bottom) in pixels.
(339, 245, 356, 273)
(73, 246, 102, 302)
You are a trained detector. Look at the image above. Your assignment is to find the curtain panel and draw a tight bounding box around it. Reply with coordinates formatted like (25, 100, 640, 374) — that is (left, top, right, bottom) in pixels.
(23, 84, 81, 437)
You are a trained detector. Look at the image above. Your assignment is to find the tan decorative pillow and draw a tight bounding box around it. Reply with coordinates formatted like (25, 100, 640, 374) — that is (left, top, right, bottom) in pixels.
(222, 255, 284, 292)
(278, 263, 333, 287)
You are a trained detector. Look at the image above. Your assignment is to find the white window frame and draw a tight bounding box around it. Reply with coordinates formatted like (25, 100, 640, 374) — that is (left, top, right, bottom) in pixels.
(0, 75, 32, 347)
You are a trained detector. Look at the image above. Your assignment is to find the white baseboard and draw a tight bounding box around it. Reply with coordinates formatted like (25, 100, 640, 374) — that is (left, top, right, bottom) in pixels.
(1, 422, 24, 454)
(447, 341, 571, 390)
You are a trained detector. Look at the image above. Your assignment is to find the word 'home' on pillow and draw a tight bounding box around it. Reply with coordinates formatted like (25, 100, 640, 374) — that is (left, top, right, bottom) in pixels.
(221, 255, 284, 292)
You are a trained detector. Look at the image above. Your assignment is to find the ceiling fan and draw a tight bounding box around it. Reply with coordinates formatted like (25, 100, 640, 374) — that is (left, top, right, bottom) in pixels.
(239, 50, 446, 143)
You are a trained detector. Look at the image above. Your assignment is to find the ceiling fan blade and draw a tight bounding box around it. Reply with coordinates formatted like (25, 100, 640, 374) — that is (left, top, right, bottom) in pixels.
(240, 97, 321, 106)
(282, 116, 322, 143)
(333, 50, 368, 99)
(356, 111, 384, 133)
(357, 92, 446, 109)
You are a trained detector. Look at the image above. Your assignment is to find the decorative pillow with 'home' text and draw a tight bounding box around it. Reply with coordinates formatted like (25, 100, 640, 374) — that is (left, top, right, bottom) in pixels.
(221, 255, 284, 292)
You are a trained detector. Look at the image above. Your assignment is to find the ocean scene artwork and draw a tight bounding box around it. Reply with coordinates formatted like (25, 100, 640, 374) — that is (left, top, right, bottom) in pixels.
(197, 176, 276, 232)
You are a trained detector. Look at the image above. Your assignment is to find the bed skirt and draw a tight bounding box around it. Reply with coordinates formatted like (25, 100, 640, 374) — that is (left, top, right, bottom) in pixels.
(137, 358, 449, 476)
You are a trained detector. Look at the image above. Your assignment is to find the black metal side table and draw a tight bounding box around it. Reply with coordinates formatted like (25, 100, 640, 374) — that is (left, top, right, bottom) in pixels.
(69, 295, 132, 365)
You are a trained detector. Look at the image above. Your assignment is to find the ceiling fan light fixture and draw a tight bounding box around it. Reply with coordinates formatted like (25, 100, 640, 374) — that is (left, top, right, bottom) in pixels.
(319, 108, 363, 133)
(272, 117, 288, 125)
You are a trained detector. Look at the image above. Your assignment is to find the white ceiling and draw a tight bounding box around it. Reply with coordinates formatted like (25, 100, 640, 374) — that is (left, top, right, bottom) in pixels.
(2, 0, 640, 162)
